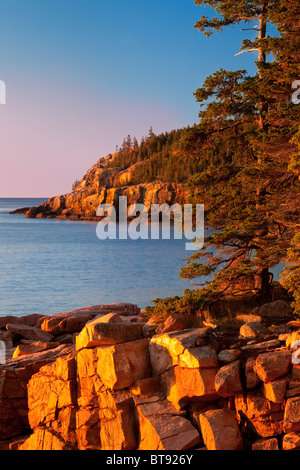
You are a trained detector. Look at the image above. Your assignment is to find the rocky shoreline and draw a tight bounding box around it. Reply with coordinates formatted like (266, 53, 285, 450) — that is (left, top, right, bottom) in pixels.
(21, 157, 189, 221)
(0, 299, 300, 450)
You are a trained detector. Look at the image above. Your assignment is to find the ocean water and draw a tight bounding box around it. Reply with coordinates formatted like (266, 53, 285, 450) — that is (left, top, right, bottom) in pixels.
(0, 198, 194, 317)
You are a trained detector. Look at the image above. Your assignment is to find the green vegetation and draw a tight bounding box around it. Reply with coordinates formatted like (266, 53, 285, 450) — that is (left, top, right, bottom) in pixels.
(72, 179, 81, 191)
(105, 127, 208, 184)
(146, 0, 300, 318)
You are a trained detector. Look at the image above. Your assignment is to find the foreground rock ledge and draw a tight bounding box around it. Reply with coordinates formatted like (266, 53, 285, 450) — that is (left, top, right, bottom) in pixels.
(1, 299, 300, 450)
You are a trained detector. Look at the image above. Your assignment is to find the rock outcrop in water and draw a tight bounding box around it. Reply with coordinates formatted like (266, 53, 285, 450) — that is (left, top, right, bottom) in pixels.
(1, 299, 300, 450)
(25, 156, 189, 220)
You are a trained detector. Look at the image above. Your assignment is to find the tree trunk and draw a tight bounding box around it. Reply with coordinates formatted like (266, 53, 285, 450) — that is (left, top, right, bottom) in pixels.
(258, 5, 267, 130)
(255, 267, 272, 303)
(255, 4, 271, 303)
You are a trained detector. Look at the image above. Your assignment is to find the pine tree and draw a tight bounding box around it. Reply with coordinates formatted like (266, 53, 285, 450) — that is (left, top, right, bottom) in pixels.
(133, 137, 139, 151)
(180, 0, 300, 306)
(148, 126, 155, 141)
(126, 134, 132, 151)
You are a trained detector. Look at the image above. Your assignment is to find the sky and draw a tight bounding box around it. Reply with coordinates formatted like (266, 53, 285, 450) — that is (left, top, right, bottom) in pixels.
(0, 0, 258, 197)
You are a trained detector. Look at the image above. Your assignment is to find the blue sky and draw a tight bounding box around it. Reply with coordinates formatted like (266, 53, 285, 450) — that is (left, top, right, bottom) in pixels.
(0, 0, 258, 197)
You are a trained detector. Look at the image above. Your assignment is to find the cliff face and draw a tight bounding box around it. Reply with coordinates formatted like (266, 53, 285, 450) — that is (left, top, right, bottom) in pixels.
(26, 156, 189, 220)
(1, 299, 300, 450)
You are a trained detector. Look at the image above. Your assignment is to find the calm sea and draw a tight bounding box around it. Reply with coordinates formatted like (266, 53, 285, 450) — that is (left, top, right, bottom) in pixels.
(0, 198, 193, 317)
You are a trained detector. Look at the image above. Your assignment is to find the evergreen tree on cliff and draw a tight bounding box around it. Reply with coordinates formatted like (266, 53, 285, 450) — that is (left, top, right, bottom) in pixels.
(179, 0, 300, 308)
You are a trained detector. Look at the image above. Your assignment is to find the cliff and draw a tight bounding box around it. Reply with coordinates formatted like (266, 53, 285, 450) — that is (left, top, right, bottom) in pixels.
(1, 299, 300, 450)
(25, 156, 189, 220)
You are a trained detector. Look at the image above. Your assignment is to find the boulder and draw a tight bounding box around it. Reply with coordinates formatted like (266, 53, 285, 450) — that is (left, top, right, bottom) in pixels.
(13, 341, 61, 358)
(262, 378, 287, 403)
(76, 321, 144, 350)
(258, 300, 293, 320)
(199, 409, 244, 450)
(245, 357, 260, 390)
(235, 390, 284, 437)
(283, 396, 300, 433)
(179, 346, 218, 369)
(149, 328, 212, 376)
(157, 314, 190, 334)
(0, 316, 26, 329)
(96, 339, 151, 390)
(149, 329, 217, 409)
(0, 314, 45, 329)
(286, 379, 300, 398)
(99, 303, 140, 316)
(98, 389, 138, 450)
(282, 432, 300, 450)
(242, 339, 281, 352)
(218, 349, 241, 364)
(136, 400, 201, 450)
(0, 345, 74, 441)
(131, 377, 161, 397)
(21, 314, 46, 327)
(76, 346, 139, 450)
(239, 322, 270, 339)
(41, 312, 96, 336)
(255, 350, 291, 382)
(76, 348, 102, 450)
(160, 366, 218, 409)
(27, 352, 77, 431)
(92, 313, 122, 324)
(252, 437, 279, 450)
(215, 360, 243, 398)
(39, 305, 120, 335)
(269, 324, 292, 335)
(6, 323, 54, 343)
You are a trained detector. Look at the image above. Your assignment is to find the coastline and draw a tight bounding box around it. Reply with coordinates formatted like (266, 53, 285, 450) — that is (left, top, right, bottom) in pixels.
(0, 297, 299, 450)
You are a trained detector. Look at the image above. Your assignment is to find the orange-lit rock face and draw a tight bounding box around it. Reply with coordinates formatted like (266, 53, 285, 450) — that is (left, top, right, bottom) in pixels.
(27, 352, 77, 435)
(215, 361, 243, 398)
(235, 390, 284, 438)
(2, 300, 300, 451)
(255, 350, 291, 383)
(199, 409, 244, 450)
(149, 329, 218, 409)
(96, 339, 151, 390)
(160, 366, 218, 410)
(25, 159, 190, 222)
(283, 397, 300, 433)
(76, 320, 144, 350)
(136, 400, 200, 450)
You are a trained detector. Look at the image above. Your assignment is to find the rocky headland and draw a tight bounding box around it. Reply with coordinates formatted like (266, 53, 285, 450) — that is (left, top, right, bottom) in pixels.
(1, 297, 300, 450)
(23, 156, 189, 220)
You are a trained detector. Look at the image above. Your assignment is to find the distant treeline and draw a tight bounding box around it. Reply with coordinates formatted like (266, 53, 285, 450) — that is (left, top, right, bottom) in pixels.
(104, 125, 237, 185)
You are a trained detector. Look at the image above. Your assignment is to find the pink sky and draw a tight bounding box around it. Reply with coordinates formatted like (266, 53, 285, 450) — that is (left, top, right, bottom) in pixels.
(0, 1, 251, 199)
(0, 79, 186, 198)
